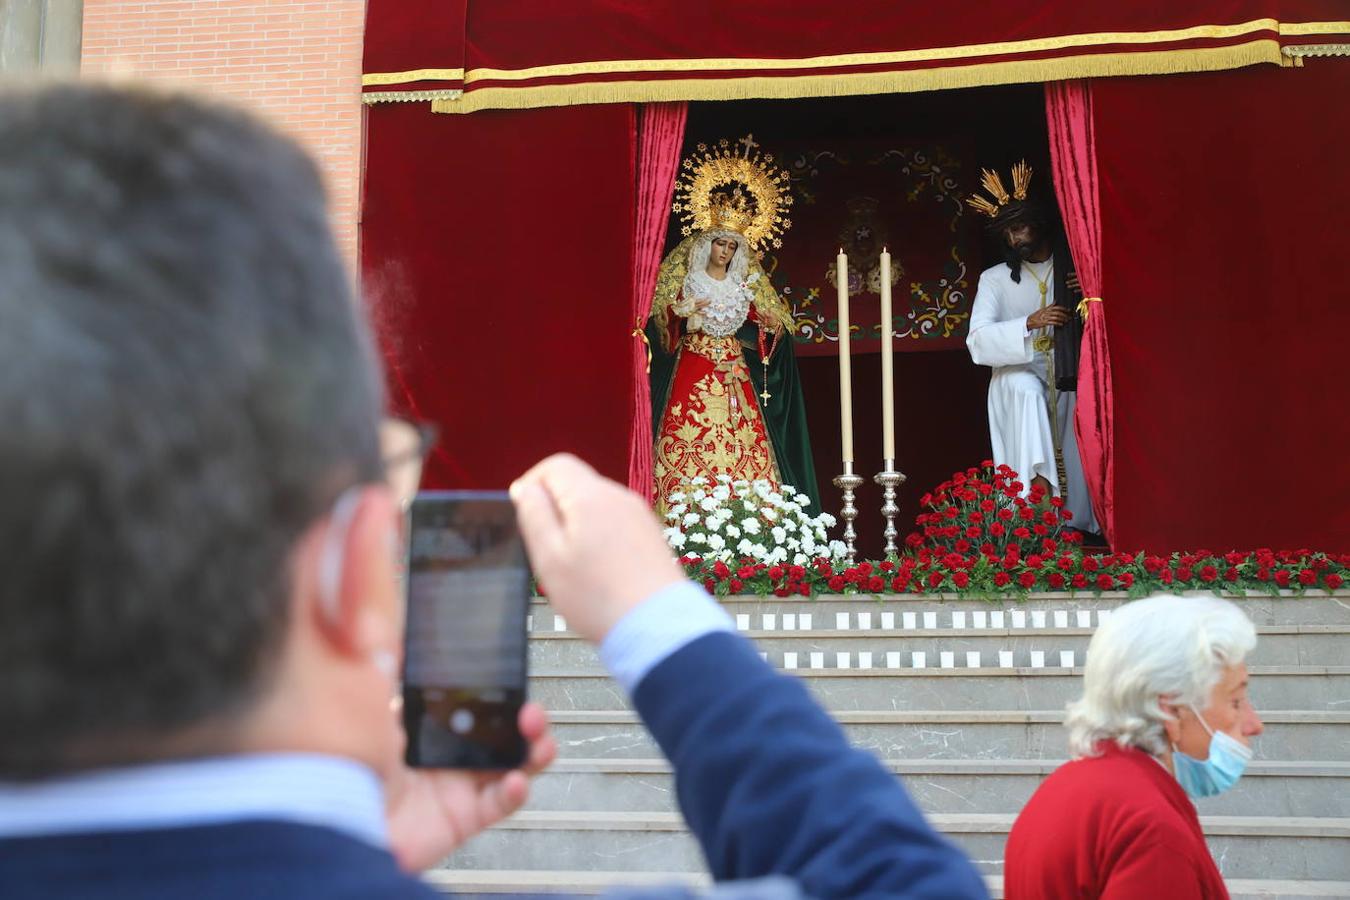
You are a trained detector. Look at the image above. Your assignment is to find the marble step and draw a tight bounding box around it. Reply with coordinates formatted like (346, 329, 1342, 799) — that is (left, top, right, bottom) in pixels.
(442, 811, 1350, 881)
(528, 625, 1350, 669)
(528, 666, 1350, 712)
(530, 591, 1350, 631)
(426, 870, 1350, 900)
(548, 709, 1350, 761)
(525, 758, 1350, 818)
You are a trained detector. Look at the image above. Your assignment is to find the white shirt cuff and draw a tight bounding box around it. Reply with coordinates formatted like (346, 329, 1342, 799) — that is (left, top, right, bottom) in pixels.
(598, 580, 735, 694)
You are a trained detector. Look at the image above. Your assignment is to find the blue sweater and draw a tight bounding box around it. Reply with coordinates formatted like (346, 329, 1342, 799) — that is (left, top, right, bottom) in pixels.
(0, 631, 985, 899)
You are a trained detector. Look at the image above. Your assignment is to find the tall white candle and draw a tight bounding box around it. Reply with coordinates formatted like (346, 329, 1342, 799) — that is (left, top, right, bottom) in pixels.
(836, 249, 854, 464)
(879, 247, 895, 462)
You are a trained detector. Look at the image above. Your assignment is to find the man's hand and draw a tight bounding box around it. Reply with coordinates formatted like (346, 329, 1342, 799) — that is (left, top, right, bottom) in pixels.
(1066, 271, 1082, 296)
(511, 454, 684, 645)
(385, 702, 557, 872)
(1027, 307, 1071, 330)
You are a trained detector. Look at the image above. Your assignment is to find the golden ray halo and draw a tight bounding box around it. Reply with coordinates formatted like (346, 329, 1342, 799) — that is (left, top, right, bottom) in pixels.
(674, 136, 793, 252)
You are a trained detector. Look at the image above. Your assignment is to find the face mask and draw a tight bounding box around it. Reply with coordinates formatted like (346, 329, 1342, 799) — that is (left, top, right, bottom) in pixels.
(1172, 704, 1252, 799)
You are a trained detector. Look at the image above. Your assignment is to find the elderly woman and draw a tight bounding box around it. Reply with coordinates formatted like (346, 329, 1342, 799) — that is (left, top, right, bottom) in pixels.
(1005, 595, 1264, 899)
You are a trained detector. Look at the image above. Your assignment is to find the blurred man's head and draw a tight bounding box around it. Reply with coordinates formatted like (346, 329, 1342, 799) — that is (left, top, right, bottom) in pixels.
(0, 83, 400, 778)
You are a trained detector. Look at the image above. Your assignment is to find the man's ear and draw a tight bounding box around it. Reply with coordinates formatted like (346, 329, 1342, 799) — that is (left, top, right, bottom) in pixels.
(310, 485, 401, 661)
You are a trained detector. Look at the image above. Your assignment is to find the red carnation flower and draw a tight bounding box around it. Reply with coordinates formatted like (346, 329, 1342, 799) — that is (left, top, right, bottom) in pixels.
(1224, 567, 1239, 583)
(1043, 539, 1059, 554)
(944, 507, 960, 520)
(858, 562, 874, 575)
(993, 572, 1012, 587)
(1096, 573, 1114, 590)
(868, 575, 886, 592)
(927, 571, 945, 588)
(1159, 568, 1175, 584)
(966, 525, 982, 539)
(713, 561, 730, 579)
(980, 499, 995, 512)
(1274, 569, 1291, 587)
(1047, 572, 1066, 589)
(827, 576, 846, 592)
(729, 578, 744, 593)
(798, 583, 811, 597)
(997, 508, 1014, 521)
(1081, 556, 1100, 573)
(1042, 510, 1059, 526)
(1071, 573, 1089, 589)
(1325, 573, 1344, 590)
(879, 560, 896, 572)
(1058, 556, 1075, 571)
(768, 566, 785, 581)
(1013, 527, 1032, 540)
(1049, 496, 1065, 508)
(891, 575, 909, 592)
(1256, 567, 1271, 581)
(953, 572, 971, 589)
(737, 565, 756, 579)
(704, 579, 717, 593)
(1062, 509, 1074, 521)
(773, 586, 792, 597)
(789, 564, 807, 580)
(1019, 507, 1036, 522)
(1176, 566, 1193, 581)
(1199, 565, 1218, 583)
(990, 523, 1006, 538)
(1298, 568, 1317, 586)
(955, 539, 972, 554)
(1018, 571, 1037, 589)
(1119, 572, 1135, 588)
(1033, 524, 1048, 537)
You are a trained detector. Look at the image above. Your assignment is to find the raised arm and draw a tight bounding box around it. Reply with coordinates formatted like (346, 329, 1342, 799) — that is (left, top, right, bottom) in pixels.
(512, 455, 987, 900)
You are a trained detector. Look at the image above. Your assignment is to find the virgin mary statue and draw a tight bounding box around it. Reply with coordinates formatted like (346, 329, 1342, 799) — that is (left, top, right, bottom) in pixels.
(648, 139, 819, 514)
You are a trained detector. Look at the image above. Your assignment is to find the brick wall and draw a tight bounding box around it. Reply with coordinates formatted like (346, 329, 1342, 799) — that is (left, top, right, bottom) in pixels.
(81, 1, 365, 268)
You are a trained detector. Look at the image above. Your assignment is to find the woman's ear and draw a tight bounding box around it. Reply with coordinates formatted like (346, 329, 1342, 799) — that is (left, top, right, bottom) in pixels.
(1159, 696, 1184, 745)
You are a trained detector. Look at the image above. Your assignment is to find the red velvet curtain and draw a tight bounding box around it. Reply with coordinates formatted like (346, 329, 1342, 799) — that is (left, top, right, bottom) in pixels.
(628, 103, 688, 498)
(361, 102, 637, 488)
(1093, 62, 1350, 553)
(1045, 80, 1114, 545)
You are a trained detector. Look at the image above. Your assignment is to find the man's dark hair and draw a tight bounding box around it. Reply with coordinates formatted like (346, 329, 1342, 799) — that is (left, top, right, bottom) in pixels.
(0, 83, 384, 777)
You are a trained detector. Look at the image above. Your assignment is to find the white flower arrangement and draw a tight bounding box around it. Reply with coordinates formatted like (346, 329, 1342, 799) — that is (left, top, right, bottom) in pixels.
(662, 475, 846, 567)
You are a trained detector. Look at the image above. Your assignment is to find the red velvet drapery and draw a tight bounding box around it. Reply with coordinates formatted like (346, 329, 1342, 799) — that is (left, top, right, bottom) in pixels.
(363, 1, 1350, 113)
(1046, 80, 1114, 545)
(1094, 63, 1350, 553)
(628, 103, 688, 498)
(362, 102, 637, 488)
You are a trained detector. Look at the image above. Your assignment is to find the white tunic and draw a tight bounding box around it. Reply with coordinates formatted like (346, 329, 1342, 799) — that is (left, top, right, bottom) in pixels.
(966, 260, 1099, 534)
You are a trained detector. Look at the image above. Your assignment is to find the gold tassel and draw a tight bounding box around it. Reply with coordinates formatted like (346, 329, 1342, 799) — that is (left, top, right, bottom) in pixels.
(1077, 296, 1103, 319)
(632, 323, 652, 373)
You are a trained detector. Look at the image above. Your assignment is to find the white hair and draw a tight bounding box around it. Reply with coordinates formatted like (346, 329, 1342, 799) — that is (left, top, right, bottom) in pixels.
(1065, 594, 1256, 758)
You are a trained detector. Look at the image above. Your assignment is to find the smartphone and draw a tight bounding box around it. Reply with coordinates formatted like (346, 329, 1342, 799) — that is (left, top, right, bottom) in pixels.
(402, 490, 530, 769)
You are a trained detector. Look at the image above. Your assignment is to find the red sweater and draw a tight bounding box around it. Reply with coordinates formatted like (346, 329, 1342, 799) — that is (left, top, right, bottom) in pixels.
(1004, 742, 1229, 900)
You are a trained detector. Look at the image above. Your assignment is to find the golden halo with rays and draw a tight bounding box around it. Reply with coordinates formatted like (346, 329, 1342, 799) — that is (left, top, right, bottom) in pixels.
(673, 136, 793, 252)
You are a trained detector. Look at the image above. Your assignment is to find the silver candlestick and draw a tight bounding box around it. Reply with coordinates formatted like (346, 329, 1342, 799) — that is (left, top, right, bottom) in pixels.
(832, 463, 865, 563)
(874, 461, 907, 556)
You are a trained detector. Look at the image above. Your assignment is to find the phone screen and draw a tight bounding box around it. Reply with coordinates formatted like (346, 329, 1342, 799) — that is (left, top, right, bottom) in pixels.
(402, 491, 529, 769)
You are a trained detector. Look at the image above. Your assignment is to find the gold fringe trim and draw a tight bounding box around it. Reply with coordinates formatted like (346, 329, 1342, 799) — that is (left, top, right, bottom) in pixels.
(432, 41, 1283, 114)
(362, 67, 464, 86)
(363, 88, 464, 105)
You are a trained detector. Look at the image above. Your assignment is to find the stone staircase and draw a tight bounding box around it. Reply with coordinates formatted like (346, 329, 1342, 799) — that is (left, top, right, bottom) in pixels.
(431, 592, 1350, 899)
